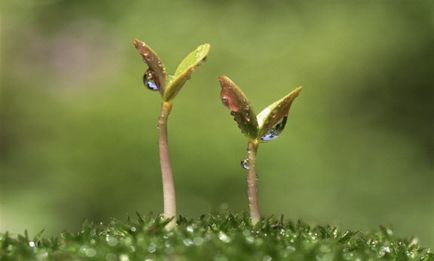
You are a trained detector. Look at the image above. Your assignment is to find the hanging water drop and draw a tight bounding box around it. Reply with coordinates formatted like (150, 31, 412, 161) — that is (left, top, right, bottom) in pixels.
(260, 116, 287, 142)
(241, 158, 249, 170)
(261, 130, 278, 141)
(143, 70, 159, 91)
(145, 80, 158, 91)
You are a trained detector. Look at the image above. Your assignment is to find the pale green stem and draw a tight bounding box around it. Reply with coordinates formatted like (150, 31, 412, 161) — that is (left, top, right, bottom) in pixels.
(247, 139, 260, 225)
(158, 101, 176, 229)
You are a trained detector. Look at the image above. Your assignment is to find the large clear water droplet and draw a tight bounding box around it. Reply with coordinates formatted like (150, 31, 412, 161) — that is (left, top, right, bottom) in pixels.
(145, 79, 158, 91)
(241, 158, 249, 170)
(260, 116, 287, 142)
(143, 70, 159, 91)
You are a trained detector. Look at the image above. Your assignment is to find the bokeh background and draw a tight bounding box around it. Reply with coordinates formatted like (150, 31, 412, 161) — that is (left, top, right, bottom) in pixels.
(1, 0, 433, 246)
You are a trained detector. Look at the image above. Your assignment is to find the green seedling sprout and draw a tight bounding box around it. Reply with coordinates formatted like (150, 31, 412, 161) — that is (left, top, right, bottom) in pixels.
(218, 76, 302, 225)
(133, 39, 210, 229)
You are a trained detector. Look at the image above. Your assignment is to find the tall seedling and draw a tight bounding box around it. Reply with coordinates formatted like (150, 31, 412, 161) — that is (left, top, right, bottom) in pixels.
(133, 39, 210, 228)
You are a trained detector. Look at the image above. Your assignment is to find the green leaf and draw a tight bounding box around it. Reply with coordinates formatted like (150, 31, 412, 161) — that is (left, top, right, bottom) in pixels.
(257, 87, 302, 140)
(218, 76, 259, 139)
(163, 43, 210, 101)
(133, 39, 167, 96)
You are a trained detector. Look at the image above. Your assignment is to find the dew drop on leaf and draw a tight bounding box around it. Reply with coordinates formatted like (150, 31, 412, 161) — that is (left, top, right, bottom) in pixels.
(260, 116, 287, 142)
(218, 231, 231, 243)
(143, 70, 159, 91)
(145, 80, 158, 91)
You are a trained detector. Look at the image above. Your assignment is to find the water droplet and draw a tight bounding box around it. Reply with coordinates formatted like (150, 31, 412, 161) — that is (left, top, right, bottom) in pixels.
(143, 70, 159, 91)
(120, 254, 130, 261)
(241, 158, 249, 170)
(80, 246, 97, 257)
(183, 239, 194, 246)
(130, 226, 137, 232)
(342, 252, 354, 260)
(408, 237, 418, 247)
(28, 241, 36, 248)
(218, 231, 231, 243)
(147, 243, 157, 253)
(406, 250, 416, 258)
(260, 116, 287, 142)
(144, 79, 159, 91)
(378, 246, 391, 257)
(194, 237, 204, 246)
(286, 245, 296, 253)
(106, 235, 118, 247)
(263, 256, 272, 261)
(186, 226, 194, 233)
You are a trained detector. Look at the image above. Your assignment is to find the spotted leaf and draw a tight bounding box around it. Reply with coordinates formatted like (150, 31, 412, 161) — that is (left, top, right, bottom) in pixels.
(218, 76, 259, 139)
(133, 39, 167, 96)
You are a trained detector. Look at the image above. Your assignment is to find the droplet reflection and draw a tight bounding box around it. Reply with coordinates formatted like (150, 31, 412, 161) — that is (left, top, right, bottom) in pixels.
(241, 158, 249, 170)
(143, 70, 159, 91)
(260, 116, 287, 142)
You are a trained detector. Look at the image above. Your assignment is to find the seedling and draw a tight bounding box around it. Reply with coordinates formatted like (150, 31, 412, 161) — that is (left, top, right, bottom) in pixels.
(133, 39, 210, 228)
(218, 76, 302, 224)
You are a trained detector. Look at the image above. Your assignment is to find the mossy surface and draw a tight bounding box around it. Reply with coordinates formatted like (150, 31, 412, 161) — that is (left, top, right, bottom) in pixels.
(1, 213, 432, 261)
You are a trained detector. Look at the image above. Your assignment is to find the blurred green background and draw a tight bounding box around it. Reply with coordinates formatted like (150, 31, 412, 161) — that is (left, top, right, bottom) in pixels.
(1, 0, 433, 246)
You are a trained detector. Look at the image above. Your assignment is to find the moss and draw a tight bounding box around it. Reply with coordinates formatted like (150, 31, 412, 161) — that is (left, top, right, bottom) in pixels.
(1, 213, 432, 261)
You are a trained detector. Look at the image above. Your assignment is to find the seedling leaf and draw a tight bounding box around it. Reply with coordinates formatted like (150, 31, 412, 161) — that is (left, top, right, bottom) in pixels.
(218, 76, 259, 139)
(257, 87, 302, 139)
(163, 43, 210, 101)
(133, 39, 167, 96)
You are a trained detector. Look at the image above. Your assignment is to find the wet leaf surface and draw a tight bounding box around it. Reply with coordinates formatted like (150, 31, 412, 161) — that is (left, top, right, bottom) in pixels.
(257, 87, 302, 139)
(133, 39, 167, 96)
(2, 214, 432, 261)
(218, 76, 258, 139)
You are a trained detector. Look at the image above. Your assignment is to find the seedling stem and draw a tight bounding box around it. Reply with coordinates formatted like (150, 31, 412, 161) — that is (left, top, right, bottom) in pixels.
(158, 101, 176, 229)
(247, 139, 260, 224)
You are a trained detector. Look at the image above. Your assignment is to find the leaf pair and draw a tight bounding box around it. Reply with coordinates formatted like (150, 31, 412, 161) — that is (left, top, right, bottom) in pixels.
(218, 76, 302, 142)
(133, 39, 210, 102)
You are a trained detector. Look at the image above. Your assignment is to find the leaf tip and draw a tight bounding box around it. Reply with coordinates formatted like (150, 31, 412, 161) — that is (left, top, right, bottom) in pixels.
(199, 43, 211, 54)
(132, 39, 144, 49)
(218, 75, 232, 88)
(293, 86, 303, 96)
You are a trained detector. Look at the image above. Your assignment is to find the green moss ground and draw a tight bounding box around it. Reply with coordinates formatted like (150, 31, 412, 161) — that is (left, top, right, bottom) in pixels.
(1, 213, 432, 261)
